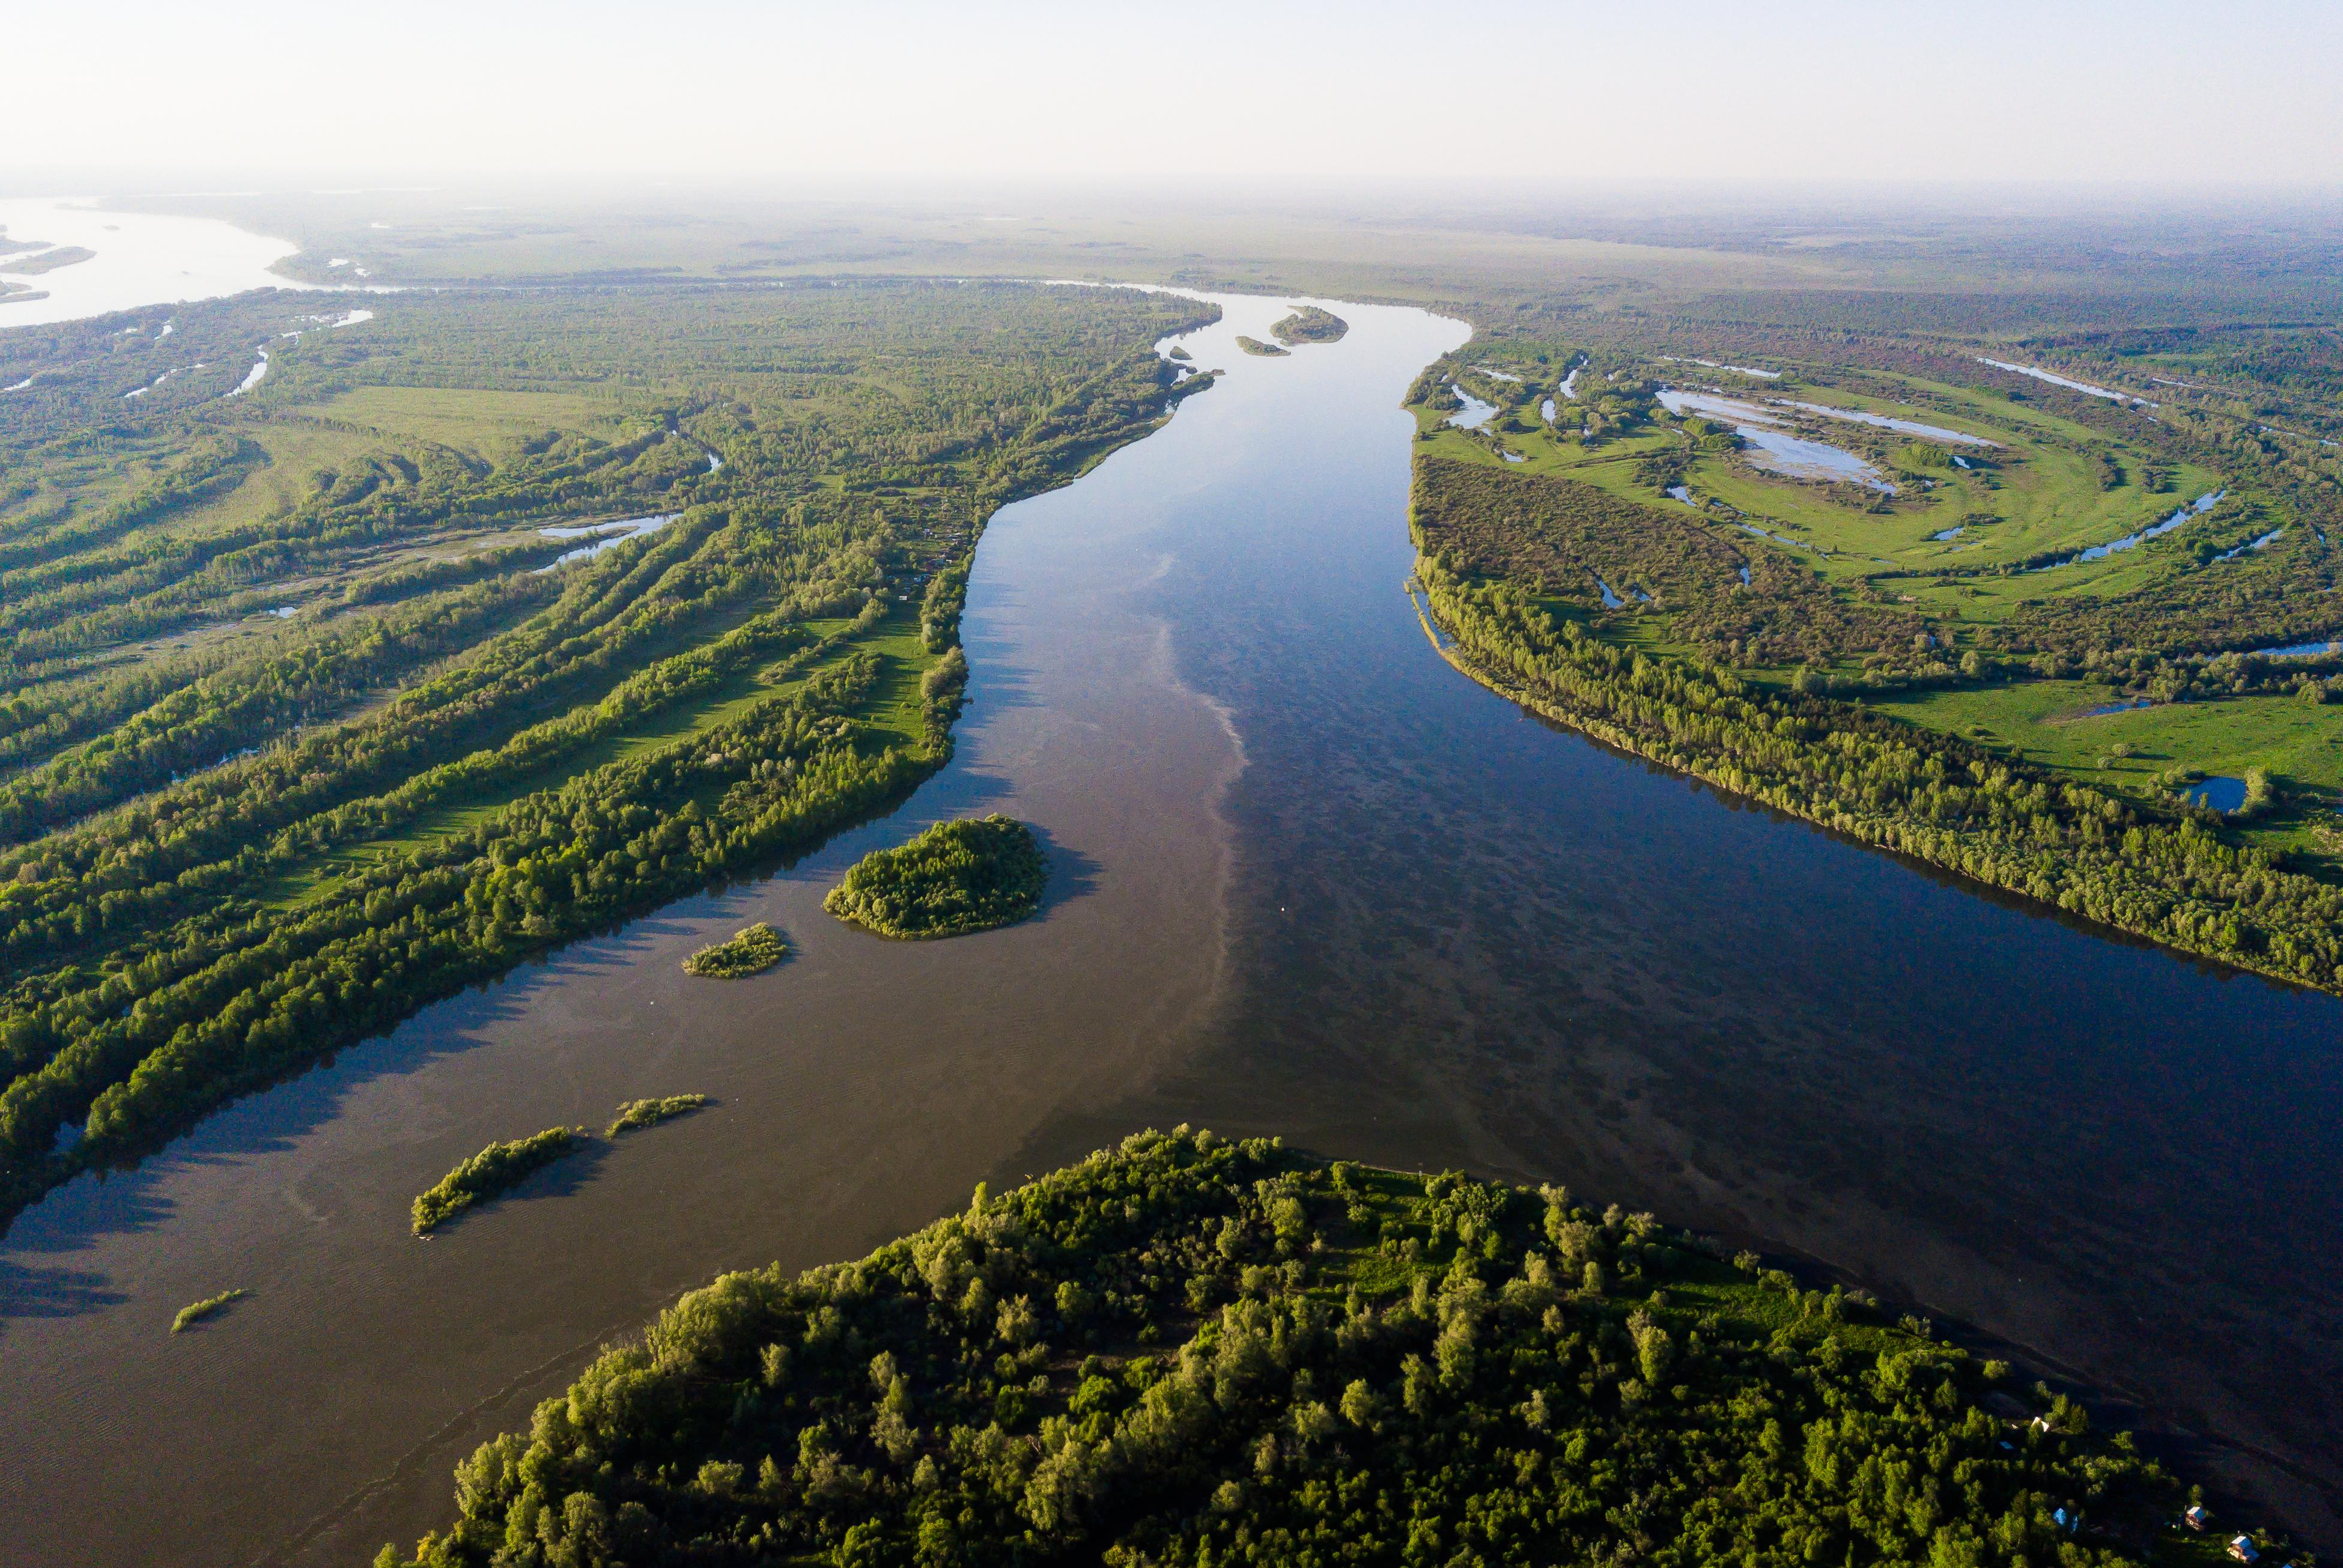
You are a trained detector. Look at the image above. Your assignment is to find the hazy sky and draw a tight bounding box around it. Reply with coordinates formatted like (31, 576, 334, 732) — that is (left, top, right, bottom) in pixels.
(17, 0, 2343, 190)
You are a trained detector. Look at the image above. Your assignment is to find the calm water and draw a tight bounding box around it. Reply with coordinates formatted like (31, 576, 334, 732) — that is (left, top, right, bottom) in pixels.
(4, 293, 2341, 1564)
(0, 198, 314, 327)
(1782, 399, 1998, 448)
(2062, 490, 2228, 568)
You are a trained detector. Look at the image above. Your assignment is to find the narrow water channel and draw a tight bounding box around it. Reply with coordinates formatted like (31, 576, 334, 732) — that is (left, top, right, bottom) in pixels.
(3, 292, 2340, 1564)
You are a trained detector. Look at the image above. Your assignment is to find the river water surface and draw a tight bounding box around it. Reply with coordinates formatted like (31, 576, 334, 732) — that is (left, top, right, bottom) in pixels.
(4, 292, 2342, 1564)
(0, 198, 312, 327)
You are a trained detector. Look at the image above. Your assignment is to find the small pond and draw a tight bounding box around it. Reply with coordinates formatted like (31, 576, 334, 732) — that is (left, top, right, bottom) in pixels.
(2052, 491, 2225, 569)
(1445, 386, 1498, 430)
(1783, 400, 1997, 447)
(2184, 776, 2249, 812)
(1977, 357, 2143, 404)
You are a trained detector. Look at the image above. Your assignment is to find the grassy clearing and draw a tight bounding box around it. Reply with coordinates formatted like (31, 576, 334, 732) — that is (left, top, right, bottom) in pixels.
(1438, 361, 2224, 599)
(317, 386, 636, 464)
(1429, 348, 2343, 891)
(1876, 680, 2343, 863)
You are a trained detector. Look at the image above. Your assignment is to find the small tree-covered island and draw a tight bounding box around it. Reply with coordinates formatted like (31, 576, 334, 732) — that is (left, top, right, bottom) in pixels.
(824, 815, 1048, 939)
(1271, 306, 1349, 346)
(412, 1126, 588, 1235)
(381, 1128, 2281, 1568)
(684, 925, 790, 979)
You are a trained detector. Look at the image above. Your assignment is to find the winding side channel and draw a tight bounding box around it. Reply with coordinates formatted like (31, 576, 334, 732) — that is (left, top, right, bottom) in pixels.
(2, 293, 2340, 1562)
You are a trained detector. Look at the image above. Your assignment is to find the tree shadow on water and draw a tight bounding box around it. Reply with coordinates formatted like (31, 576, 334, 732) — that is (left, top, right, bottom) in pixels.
(0, 1255, 129, 1325)
(1030, 824, 1101, 919)
(0, 967, 564, 1279)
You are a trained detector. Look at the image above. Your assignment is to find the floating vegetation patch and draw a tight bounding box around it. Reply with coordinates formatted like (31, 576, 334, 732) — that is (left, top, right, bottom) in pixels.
(171, 1288, 248, 1333)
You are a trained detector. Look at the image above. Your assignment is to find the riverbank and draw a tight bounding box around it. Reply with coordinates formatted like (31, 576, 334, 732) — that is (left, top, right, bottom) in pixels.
(1406, 464, 2343, 1000)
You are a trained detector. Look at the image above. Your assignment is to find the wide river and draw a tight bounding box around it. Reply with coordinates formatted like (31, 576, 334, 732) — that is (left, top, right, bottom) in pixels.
(0, 197, 312, 327)
(4, 293, 2341, 1564)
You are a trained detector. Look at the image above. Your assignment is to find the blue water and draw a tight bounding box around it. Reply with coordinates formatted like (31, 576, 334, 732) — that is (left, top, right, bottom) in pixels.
(2186, 777, 2250, 812)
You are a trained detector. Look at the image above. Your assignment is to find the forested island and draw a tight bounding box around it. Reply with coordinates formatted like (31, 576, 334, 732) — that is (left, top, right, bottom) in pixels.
(1271, 306, 1349, 345)
(607, 1095, 707, 1136)
(412, 1126, 586, 1234)
(683, 924, 788, 979)
(382, 1128, 2270, 1568)
(1234, 336, 1289, 358)
(824, 815, 1047, 938)
(1408, 329, 2343, 996)
(0, 281, 1216, 1230)
(170, 1287, 246, 1333)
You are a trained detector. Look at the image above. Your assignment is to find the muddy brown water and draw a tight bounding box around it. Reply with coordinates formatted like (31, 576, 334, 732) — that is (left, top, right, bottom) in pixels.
(3, 292, 2339, 1564)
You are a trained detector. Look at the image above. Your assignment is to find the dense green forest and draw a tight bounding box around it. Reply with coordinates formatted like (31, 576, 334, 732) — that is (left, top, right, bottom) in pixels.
(824, 815, 1047, 938)
(0, 281, 1215, 1229)
(384, 1128, 2272, 1568)
(1409, 320, 2343, 990)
